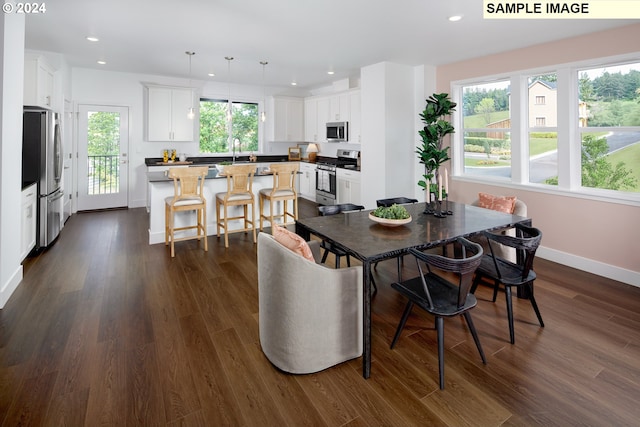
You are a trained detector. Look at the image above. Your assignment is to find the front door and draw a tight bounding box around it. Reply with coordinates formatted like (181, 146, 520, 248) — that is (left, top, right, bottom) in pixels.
(77, 105, 129, 210)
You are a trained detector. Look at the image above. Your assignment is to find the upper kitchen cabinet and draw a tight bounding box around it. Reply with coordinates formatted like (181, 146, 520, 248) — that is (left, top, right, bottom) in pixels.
(304, 98, 318, 142)
(24, 55, 55, 109)
(145, 85, 195, 142)
(271, 96, 304, 142)
(329, 92, 350, 122)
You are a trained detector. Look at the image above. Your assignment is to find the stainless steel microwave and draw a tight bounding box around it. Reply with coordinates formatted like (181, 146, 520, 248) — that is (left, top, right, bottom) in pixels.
(326, 121, 348, 142)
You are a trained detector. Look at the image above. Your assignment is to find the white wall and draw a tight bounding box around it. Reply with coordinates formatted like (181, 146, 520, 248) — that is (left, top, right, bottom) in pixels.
(360, 62, 418, 208)
(0, 12, 25, 308)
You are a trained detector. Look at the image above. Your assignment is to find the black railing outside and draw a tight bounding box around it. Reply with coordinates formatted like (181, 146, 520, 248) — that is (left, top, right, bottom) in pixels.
(88, 154, 119, 195)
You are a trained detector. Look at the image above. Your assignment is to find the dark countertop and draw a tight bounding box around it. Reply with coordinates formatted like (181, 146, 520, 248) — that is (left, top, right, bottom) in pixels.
(145, 155, 292, 167)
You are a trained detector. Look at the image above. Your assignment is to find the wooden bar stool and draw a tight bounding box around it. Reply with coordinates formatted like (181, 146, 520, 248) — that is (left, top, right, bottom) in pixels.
(259, 163, 299, 230)
(215, 164, 257, 248)
(165, 166, 209, 257)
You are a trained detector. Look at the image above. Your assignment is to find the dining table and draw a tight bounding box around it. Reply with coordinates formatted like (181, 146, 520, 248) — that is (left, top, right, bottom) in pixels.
(295, 200, 532, 379)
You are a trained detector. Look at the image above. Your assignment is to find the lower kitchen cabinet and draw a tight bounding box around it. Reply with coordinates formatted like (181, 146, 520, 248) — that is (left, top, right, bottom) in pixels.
(299, 162, 317, 201)
(21, 183, 37, 260)
(337, 169, 361, 205)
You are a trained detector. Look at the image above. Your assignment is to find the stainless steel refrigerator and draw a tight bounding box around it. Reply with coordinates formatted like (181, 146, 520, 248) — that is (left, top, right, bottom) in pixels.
(22, 107, 64, 250)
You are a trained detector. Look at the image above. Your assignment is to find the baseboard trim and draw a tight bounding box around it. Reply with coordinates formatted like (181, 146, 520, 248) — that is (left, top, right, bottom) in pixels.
(0, 265, 23, 309)
(537, 246, 640, 288)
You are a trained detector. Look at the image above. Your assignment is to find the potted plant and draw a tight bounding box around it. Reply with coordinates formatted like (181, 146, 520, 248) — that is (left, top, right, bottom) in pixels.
(416, 93, 456, 198)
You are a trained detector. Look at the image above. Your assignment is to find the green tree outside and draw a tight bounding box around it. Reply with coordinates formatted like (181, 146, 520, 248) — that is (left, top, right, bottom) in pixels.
(87, 111, 120, 194)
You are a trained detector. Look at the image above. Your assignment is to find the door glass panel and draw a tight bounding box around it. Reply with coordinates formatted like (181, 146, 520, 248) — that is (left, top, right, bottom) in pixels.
(86, 111, 120, 195)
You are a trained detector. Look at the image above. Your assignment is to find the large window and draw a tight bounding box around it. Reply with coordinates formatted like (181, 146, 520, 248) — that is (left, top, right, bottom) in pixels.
(199, 98, 259, 154)
(577, 63, 640, 193)
(454, 58, 640, 200)
(461, 80, 511, 179)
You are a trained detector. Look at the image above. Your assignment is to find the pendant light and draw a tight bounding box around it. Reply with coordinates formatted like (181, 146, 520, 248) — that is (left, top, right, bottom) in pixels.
(186, 51, 196, 119)
(260, 61, 268, 122)
(225, 56, 234, 122)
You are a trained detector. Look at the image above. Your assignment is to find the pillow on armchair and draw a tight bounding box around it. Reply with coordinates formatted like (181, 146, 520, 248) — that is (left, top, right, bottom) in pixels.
(272, 224, 315, 262)
(478, 192, 517, 214)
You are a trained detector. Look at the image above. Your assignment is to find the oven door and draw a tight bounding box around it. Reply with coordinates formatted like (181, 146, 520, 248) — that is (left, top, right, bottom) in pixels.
(316, 168, 337, 205)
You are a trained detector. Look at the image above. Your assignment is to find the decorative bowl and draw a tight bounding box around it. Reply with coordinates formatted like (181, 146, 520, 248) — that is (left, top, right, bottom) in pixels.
(368, 213, 412, 227)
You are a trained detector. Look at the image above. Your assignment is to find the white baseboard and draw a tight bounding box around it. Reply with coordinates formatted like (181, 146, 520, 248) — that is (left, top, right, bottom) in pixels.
(0, 265, 23, 309)
(130, 198, 146, 209)
(537, 246, 640, 288)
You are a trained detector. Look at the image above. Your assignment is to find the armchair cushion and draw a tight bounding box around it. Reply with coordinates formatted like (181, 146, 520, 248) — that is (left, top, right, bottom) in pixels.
(272, 224, 315, 262)
(478, 192, 517, 214)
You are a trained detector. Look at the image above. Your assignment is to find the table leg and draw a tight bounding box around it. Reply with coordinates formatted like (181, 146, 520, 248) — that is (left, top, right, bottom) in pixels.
(363, 259, 372, 379)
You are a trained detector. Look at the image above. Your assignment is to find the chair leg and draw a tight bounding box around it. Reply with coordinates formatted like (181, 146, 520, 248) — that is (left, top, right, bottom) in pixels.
(492, 279, 500, 302)
(527, 283, 545, 327)
(335, 253, 340, 269)
(370, 273, 378, 296)
(223, 204, 229, 248)
(169, 211, 175, 258)
(321, 248, 329, 264)
(165, 204, 169, 246)
(435, 316, 445, 390)
(505, 285, 515, 344)
(463, 312, 487, 364)
(259, 195, 264, 231)
(470, 274, 480, 294)
(201, 206, 208, 252)
(397, 257, 402, 281)
(346, 255, 351, 267)
(390, 301, 414, 349)
(251, 202, 257, 244)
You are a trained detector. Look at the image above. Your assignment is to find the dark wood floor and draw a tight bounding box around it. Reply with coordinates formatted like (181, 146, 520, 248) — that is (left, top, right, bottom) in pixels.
(2, 198, 640, 426)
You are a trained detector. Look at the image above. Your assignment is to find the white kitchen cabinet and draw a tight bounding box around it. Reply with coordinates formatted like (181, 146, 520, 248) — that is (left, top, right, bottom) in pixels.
(316, 97, 330, 142)
(337, 169, 361, 205)
(298, 162, 317, 201)
(273, 97, 304, 141)
(146, 85, 195, 142)
(329, 93, 350, 122)
(24, 55, 55, 109)
(304, 98, 318, 142)
(21, 183, 37, 261)
(349, 90, 361, 143)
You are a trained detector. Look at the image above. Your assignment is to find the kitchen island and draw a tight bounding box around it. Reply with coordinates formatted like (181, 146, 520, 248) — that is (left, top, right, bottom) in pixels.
(147, 164, 298, 245)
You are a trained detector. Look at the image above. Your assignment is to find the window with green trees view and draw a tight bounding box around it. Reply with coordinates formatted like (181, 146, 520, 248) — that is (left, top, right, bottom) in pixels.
(199, 98, 259, 154)
(455, 57, 640, 199)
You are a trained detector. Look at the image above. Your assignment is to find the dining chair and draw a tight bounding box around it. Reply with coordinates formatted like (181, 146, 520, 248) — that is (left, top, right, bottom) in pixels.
(259, 163, 299, 230)
(215, 164, 257, 248)
(390, 237, 486, 390)
(470, 223, 543, 344)
(165, 166, 209, 257)
(374, 196, 419, 280)
(317, 203, 377, 294)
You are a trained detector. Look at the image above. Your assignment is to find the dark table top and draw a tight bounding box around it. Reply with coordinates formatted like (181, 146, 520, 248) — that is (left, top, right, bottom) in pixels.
(296, 201, 531, 262)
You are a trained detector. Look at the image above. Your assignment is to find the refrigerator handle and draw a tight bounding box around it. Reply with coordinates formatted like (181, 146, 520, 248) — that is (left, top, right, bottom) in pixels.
(54, 118, 63, 183)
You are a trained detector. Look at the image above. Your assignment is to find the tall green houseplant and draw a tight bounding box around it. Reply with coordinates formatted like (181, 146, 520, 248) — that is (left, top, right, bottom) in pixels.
(417, 93, 456, 193)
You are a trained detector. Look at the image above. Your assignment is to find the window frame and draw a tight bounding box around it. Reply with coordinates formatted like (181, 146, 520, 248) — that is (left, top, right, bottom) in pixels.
(451, 54, 640, 206)
(198, 95, 265, 156)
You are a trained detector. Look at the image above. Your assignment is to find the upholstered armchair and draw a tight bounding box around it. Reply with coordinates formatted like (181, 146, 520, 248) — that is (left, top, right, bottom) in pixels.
(257, 232, 363, 374)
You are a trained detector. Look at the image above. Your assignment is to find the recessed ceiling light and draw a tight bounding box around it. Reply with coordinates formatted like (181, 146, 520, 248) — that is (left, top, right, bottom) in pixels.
(86, 36, 99, 42)
(97, 60, 107, 65)
(327, 71, 335, 75)
(448, 15, 463, 22)
(291, 82, 297, 86)
(208, 72, 215, 77)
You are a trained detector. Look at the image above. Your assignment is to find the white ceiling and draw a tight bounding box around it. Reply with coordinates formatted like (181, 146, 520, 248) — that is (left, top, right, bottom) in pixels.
(24, 0, 635, 93)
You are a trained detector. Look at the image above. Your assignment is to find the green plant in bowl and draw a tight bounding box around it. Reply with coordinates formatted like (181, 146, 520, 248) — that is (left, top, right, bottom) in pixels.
(371, 204, 410, 219)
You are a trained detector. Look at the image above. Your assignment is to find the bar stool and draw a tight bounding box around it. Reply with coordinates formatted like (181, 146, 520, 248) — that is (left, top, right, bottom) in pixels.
(259, 163, 299, 230)
(165, 166, 209, 257)
(215, 164, 257, 248)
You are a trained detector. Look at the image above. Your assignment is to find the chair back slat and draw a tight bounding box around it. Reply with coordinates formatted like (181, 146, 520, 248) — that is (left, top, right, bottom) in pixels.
(222, 164, 255, 198)
(168, 167, 208, 202)
(269, 163, 299, 193)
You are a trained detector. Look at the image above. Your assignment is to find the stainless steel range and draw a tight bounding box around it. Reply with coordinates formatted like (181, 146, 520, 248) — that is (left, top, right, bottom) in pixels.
(316, 149, 359, 205)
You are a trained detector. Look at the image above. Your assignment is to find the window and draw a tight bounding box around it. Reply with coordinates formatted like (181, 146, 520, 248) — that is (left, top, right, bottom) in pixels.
(461, 80, 511, 179)
(454, 58, 640, 200)
(577, 63, 640, 193)
(199, 98, 259, 154)
(528, 74, 557, 185)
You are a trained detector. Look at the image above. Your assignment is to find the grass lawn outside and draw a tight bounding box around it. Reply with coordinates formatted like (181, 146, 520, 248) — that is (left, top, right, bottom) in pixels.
(608, 142, 640, 192)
